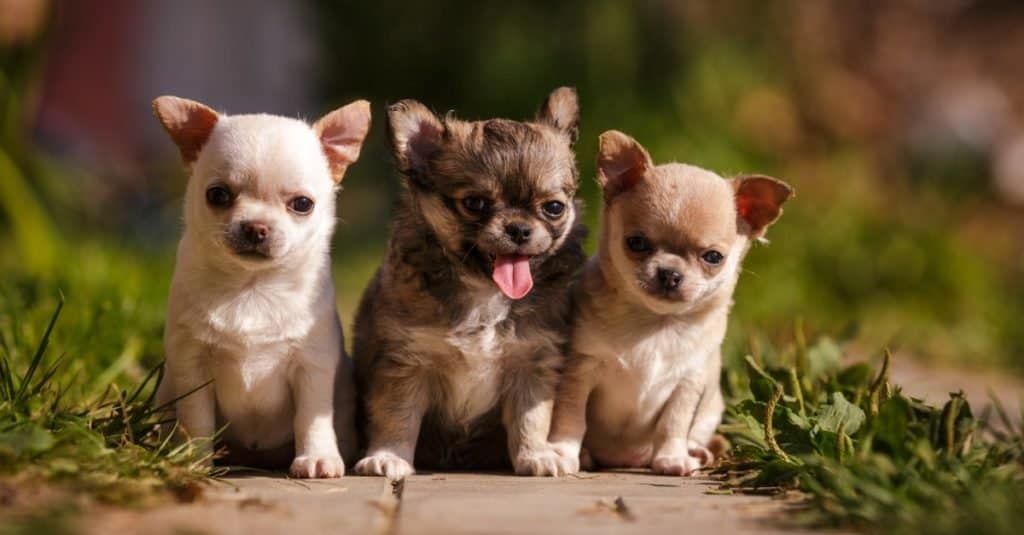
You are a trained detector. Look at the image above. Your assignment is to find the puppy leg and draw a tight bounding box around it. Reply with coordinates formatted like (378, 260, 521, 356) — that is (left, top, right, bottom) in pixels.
(650, 379, 705, 476)
(333, 355, 359, 463)
(289, 358, 344, 478)
(548, 354, 599, 475)
(687, 353, 724, 467)
(163, 331, 216, 465)
(354, 362, 428, 480)
(686, 384, 724, 467)
(503, 358, 564, 477)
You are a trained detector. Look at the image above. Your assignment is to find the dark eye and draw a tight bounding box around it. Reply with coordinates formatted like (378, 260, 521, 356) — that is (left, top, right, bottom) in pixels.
(206, 186, 232, 207)
(462, 196, 489, 213)
(541, 201, 565, 218)
(626, 236, 652, 253)
(289, 196, 315, 214)
(702, 250, 724, 265)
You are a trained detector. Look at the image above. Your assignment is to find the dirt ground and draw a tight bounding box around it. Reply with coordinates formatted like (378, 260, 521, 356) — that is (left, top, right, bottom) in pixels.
(26, 359, 1024, 535)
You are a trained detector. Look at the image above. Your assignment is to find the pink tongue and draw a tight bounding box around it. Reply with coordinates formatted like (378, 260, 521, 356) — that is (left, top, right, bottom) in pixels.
(492, 255, 534, 299)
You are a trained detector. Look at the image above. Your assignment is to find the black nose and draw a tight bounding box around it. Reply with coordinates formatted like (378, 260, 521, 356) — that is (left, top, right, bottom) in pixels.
(505, 223, 532, 245)
(241, 221, 270, 244)
(657, 268, 682, 290)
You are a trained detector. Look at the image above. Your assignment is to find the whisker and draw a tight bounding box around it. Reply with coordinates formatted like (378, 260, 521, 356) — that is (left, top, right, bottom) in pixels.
(459, 243, 479, 265)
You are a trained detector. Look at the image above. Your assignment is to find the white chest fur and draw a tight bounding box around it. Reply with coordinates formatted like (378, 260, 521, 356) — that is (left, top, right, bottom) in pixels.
(189, 284, 316, 349)
(581, 318, 719, 433)
(405, 286, 514, 426)
(164, 246, 335, 450)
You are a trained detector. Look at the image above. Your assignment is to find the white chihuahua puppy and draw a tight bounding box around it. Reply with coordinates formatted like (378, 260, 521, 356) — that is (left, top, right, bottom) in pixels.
(153, 96, 370, 477)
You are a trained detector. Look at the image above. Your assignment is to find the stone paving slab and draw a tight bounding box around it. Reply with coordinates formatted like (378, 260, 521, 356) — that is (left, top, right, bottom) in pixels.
(86, 472, 805, 535)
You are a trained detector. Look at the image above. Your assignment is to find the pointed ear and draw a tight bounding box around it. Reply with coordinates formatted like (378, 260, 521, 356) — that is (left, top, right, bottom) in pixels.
(313, 100, 371, 183)
(537, 86, 579, 145)
(733, 174, 793, 237)
(387, 99, 444, 186)
(596, 130, 652, 201)
(152, 96, 219, 165)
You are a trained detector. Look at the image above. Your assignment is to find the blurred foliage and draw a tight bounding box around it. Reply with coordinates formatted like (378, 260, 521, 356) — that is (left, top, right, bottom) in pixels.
(0, 2, 59, 275)
(718, 334, 1024, 533)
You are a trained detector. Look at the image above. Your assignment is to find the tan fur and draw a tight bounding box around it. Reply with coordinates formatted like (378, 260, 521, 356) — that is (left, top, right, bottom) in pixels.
(549, 130, 791, 476)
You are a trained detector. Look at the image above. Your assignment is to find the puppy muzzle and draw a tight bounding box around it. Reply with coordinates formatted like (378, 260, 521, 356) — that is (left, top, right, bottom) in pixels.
(225, 220, 275, 260)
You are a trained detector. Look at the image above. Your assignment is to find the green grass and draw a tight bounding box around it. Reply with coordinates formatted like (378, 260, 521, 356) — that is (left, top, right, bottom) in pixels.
(717, 330, 1024, 534)
(0, 294, 214, 507)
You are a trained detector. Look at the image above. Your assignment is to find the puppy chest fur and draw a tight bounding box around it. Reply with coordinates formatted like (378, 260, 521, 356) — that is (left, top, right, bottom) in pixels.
(577, 310, 724, 445)
(359, 267, 571, 435)
(166, 260, 342, 450)
(209, 344, 296, 449)
(404, 284, 514, 425)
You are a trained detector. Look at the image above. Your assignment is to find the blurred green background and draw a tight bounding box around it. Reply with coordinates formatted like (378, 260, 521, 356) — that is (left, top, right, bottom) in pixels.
(2, 0, 1023, 396)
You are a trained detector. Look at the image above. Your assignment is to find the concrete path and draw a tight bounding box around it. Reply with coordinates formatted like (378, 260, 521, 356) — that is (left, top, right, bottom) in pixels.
(68, 359, 1024, 535)
(88, 472, 806, 535)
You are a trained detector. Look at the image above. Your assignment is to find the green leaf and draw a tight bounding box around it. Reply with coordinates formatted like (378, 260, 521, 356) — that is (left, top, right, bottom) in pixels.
(816, 392, 866, 436)
(836, 363, 875, 390)
(874, 396, 912, 457)
(744, 355, 778, 402)
(0, 424, 56, 459)
(805, 337, 842, 380)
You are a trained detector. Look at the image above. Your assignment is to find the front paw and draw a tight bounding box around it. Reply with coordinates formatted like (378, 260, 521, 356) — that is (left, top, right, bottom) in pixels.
(651, 454, 702, 476)
(687, 442, 715, 467)
(550, 443, 582, 475)
(290, 454, 345, 478)
(515, 448, 575, 477)
(354, 451, 415, 480)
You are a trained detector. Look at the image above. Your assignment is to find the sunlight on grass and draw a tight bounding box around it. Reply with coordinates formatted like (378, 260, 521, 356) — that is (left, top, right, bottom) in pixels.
(717, 331, 1024, 533)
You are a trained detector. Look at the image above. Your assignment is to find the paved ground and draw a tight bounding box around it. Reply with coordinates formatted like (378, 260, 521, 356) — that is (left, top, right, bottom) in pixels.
(87, 472, 807, 535)
(58, 359, 1024, 534)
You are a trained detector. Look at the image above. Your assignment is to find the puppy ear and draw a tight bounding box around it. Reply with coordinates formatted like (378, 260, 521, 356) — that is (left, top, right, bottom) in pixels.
(537, 86, 579, 145)
(733, 174, 793, 237)
(313, 100, 371, 183)
(152, 96, 219, 165)
(596, 130, 652, 201)
(387, 100, 444, 187)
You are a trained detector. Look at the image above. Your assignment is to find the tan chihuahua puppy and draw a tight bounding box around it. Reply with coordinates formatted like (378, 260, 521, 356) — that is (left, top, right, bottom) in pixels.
(153, 96, 370, 477)
(549, 130, 792, 476)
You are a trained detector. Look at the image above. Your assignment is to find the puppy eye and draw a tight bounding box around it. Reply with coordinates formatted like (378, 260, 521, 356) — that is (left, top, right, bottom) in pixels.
(541, 201, 565, 218)
(206, 186, 232, 208)
(462, 196, 489, 213)
(626, 236, 652, 253)
(702, 250, 724, 265)
(289, 196, 315, 214)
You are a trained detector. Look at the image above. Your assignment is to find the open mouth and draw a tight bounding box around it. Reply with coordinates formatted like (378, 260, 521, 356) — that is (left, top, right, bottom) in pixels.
(491, 254, 534, 299)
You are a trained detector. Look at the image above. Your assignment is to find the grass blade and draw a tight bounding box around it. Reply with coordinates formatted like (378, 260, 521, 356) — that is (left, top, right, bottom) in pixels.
(15, 293, 64, 403)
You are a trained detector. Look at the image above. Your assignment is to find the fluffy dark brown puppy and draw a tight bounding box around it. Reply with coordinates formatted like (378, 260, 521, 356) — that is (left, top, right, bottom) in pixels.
(353, 88, 586, 479)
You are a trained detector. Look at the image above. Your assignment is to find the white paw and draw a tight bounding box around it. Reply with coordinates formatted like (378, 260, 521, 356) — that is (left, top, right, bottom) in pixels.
(651, 454, 703, 476)
(289, 454, 345, 478)
(353, 451, 415, 480)
(687, 442, 715, 467)
(515, 448, 574, 477)
(550, 443, 582, 475)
